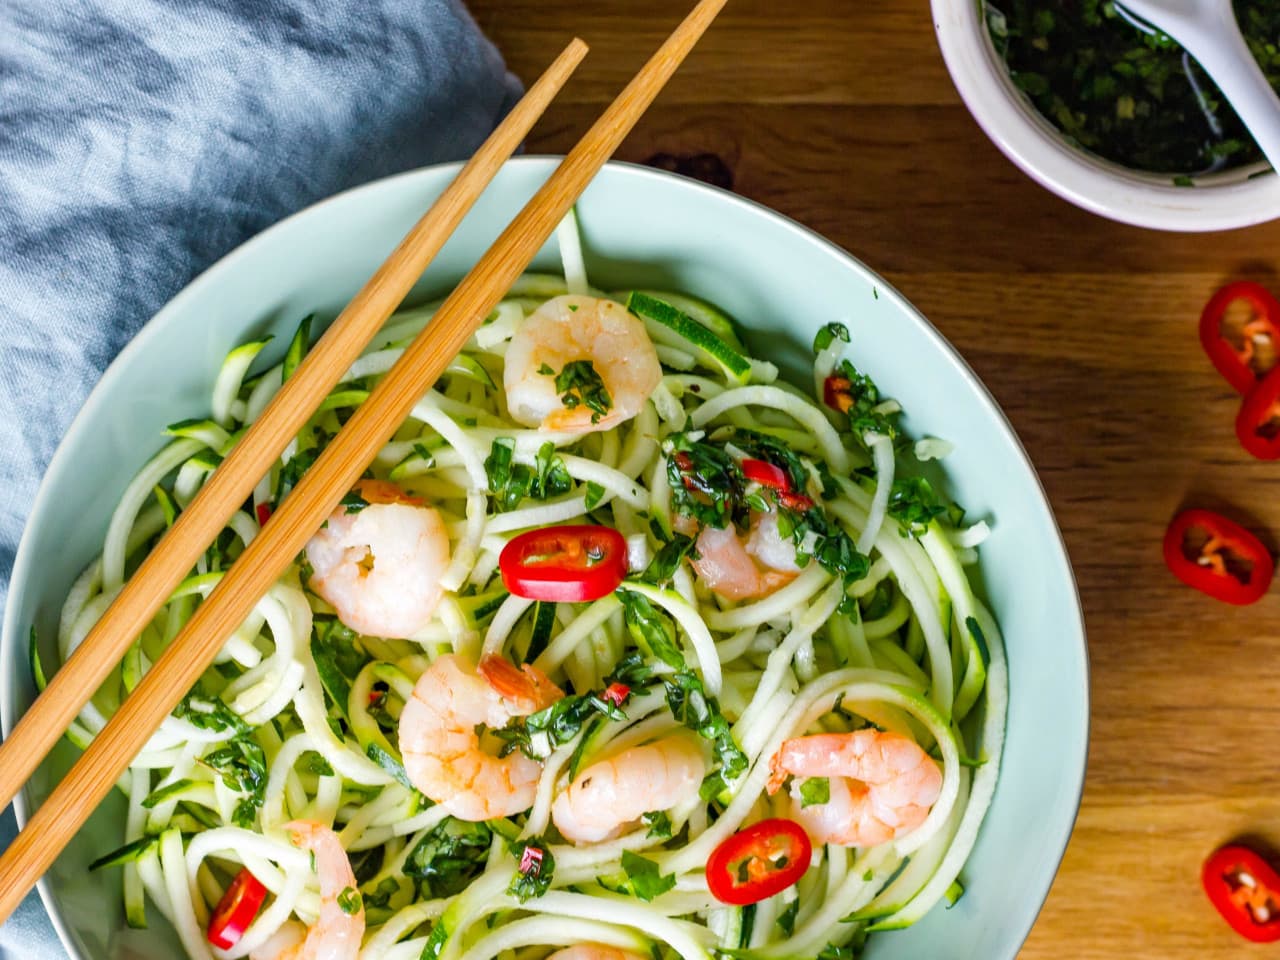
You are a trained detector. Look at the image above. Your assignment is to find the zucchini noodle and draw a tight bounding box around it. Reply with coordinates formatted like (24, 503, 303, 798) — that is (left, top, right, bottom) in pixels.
(51, 225, 1007, 960)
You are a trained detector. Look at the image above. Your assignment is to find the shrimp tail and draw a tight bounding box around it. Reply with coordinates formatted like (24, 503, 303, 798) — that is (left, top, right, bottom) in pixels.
(478, 654, 563, 715)
(766, 750, 789, 795)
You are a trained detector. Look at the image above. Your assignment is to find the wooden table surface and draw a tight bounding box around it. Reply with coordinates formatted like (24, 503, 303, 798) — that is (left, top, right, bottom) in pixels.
(466, 1, 1280, 956)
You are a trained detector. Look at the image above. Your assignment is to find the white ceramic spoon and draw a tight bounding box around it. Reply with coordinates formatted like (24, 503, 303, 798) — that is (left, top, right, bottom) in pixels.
(1116, 0, 1280, 170)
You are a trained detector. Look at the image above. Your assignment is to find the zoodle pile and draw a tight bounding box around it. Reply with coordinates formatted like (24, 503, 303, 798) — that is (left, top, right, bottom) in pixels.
(48, 222, 1007, 960)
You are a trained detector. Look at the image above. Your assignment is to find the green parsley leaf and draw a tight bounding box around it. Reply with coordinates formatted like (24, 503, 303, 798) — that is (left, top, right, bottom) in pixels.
(641, 810, 673, 839)
(200, 738, 267, 827)
(620, 850, 676, 902)
(619, 590, 686, 669)
(813, 321, 851, 354)
(888, 476, 950, 535)
(799, 777, 831, 808)
(173, 684, 250, 736)
(584, 481, 606, 510)
(337, 886, 362, 915)
(640, 534, 695, 585)
(340, 490, 369, 514)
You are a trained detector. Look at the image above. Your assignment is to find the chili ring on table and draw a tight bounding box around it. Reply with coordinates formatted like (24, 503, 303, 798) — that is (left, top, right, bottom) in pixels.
(1200, 280, 1280, 395)
(1162, 509, 1274, 605)
(1203, 844, 1280, 943)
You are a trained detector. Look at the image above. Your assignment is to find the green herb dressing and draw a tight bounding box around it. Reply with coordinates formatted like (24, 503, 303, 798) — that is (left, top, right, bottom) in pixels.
(987, 0, 1280, 174)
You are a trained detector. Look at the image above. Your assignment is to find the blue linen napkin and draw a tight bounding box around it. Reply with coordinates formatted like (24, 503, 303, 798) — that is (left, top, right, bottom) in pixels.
(0, 1, 519, 955)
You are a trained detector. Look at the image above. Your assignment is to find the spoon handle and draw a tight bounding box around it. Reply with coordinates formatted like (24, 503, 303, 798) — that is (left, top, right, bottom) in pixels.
(1181, 3, 1280, 171)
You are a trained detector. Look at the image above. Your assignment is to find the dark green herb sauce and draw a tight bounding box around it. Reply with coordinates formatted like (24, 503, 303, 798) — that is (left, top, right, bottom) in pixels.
(986, 0, 1280, 175)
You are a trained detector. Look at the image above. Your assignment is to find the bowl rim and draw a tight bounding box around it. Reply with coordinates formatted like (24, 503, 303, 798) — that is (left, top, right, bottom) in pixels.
(931, 0, 1280, 231)
(1, 155, 1090, 959)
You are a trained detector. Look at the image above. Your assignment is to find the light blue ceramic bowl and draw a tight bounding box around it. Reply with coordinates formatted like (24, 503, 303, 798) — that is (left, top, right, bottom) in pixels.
(1, 157, 1088, 959)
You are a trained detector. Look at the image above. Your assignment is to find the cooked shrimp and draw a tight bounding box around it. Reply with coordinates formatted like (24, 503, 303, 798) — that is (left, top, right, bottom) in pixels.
(249, 820, 363, 960)
(503, 294, 662, 434)
(552, 733, 705, 844)
(398, 653, 563, 821)
(304, 480, 450, 639)
(766, 730, 942, 847)
(547, 946, 648, 960)
(691, 511, 800, 601)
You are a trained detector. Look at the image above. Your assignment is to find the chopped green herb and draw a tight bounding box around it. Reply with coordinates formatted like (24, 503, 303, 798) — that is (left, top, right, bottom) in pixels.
(404, 818, 493, 898)
(641, 810, 673, 839)
(553, 360, 612, 423)
(484, 438, 573, 512)
(619, 590, 686, 669)
(507, 838, 555, 902)
(800, 776, 831, 808)
(200, 738, 267, 828)
(340, 490, 369, 514)
(584, 481, 606, 510)
(620, 850, 676, 902)
(987, 0, 1280, 173)
(813, 321, 852, 353)
(888, 476, 951, 535)
(337, 886, 362, 915)
(173, 684, 249, 736)
(639, 534, 695, 585)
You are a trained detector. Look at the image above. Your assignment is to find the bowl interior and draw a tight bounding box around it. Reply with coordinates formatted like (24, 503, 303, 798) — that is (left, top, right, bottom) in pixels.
(0, 158, 1088, 959)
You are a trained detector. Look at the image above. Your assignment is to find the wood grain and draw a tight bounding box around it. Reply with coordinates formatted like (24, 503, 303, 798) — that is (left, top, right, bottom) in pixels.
(467, 0, 1280, 956)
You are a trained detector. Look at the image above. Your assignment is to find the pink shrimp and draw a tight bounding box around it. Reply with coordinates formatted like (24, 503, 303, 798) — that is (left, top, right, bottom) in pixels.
(398, 653, 563, 821)
(249, 821, 363, 960)
(547, 946, 648, 960)
(552, 733, 706, 844)
(690, 511, 800, 601)
(766, 730, 942, 847)
(304, 480, 450, 640)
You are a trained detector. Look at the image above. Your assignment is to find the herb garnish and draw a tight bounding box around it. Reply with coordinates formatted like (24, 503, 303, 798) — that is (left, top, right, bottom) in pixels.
(987, 0, 1280, 173)
(484, 438, 573, 512)
(404, 818, 493, 898)
(799, 777, 831, 808)
(336, 886, 362, 915)
(507, 838, 555, 902)
(619, 850, 677, 902)
(550, 359, 612, 423)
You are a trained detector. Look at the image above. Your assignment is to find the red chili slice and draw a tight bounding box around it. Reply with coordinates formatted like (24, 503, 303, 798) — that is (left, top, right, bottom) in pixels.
(741, 458, 789, 490)
(1236, 365, 1280, 460)
(823, 375, 854, 413)
(255, 502, 272, 526)
(499, 525, 627, 602)
(207, 868, 267, 949)
(1203, 844, 1280, 942)
(741, 458, 813, 512)
(1162, 509, 1273, 605)
(1200, 281, 1280, 394)
(601, 682, 631, 707)
(706, 818, 812, 906)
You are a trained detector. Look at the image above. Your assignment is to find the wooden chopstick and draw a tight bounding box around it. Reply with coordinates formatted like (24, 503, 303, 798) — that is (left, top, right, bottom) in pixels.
(0, 38, 587, 821)
(0, 0, 724, 923)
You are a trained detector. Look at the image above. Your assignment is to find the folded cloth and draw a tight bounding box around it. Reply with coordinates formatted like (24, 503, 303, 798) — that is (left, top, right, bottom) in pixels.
(0, 1, 519, 954)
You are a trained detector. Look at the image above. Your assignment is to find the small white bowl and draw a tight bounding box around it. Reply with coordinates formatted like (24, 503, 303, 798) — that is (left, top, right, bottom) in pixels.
(933, 0, 1280, 231)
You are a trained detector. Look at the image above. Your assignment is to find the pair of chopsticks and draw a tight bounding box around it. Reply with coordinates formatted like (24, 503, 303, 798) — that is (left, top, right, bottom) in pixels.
(0, 0, 726, 923)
